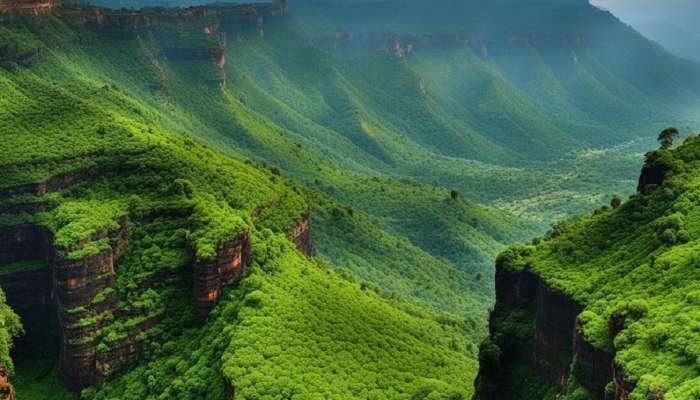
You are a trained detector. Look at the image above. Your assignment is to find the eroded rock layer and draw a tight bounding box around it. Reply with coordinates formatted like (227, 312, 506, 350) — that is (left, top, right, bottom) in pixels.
(194, 231, 252, 318)
(474, 269, 618, 399)
(0, 0, 57, 14)
(290, 212, 314, 257)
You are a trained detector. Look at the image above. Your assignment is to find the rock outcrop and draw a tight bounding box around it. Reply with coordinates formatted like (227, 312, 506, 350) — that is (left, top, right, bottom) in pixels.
(324, 31, 588, 57)
(0, 169, 128, 390)
(0, 364, 14, 400)
(194, 231, 252, 318)
(0, 0, 57, 14)
(56, 220, 127, 390)
(290, 212, 314, 257)
(58, 2, 287, 31)
(474, 269, 619, 399)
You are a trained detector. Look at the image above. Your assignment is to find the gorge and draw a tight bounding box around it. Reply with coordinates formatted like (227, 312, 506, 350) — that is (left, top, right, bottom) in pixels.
(1, 0, 700, 398)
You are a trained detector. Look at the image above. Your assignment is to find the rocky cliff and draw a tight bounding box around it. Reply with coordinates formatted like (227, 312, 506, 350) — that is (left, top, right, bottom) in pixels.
(57, 2, 287, 32)
(0, 0, 57, 14)
(474, 268, 617, 399)
(194, 230, 252, 318)
(290, 212, 315, 257)
(0, 161, 315, 389)
(471, 144, 700, 399)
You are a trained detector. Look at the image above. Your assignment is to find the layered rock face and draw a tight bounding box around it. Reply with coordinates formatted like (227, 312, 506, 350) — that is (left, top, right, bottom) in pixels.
(0, 166, 128, 390)
(58, 2, 287, 32)
(56, 221, 127, 390)
(290, 212, 315, 257)
(52, 2, 287, 87)
(325, 31, 588, 57)
(194, 212, 315, 318)
(194, 231, 252, 318)
(474, 269, 616, 399)
(0, 0, 57, 14)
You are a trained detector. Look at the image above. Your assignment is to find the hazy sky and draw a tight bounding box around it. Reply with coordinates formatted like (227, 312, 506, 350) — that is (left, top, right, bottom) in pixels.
(591, 0, 700, 33)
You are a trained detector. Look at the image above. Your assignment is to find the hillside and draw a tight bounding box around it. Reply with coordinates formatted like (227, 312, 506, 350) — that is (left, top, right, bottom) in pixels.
(0, 3, 523, 398)
(1, 0, 700, 398)
(475, 134, 700, 399)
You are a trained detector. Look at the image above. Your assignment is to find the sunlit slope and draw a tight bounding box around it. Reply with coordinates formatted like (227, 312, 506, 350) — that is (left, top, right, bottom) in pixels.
(482, 135, 700, 399)
(85, 235, 480, 400)
(1, 12, 490, 399)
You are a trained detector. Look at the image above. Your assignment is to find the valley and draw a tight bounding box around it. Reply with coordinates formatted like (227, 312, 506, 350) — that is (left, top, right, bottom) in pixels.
(0, 0, 699, 399)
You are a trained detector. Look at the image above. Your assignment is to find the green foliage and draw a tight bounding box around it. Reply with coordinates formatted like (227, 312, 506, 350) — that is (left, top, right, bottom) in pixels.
(85, 234, 478, 400)
(12, 358, 76, 400)
(502, 136, 700, 399)
(0, 289, 21, 373)
(658, 127, 679, 149)
(1, 2, 700, 398)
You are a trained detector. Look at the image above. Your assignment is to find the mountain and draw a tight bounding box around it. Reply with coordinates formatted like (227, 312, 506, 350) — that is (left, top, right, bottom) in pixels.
(0, 2, 530, 398)
(474, 135, 700, 399)
(1, 0, 700, 398)
(633, 20, 700, 64)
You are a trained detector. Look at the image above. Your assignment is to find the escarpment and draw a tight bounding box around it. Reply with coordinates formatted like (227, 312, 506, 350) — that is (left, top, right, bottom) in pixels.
(0, 2, 288, 82)
(195, 211, 315, 318)
(194, 231, 252, 318)
(472, 138, 700, 400)
(0, 158, 315, 390)
(324, 31, 588, 58)
(0, 0, 57, 14)
(290, 212, 315, 258)
(474, 268, 619, 399)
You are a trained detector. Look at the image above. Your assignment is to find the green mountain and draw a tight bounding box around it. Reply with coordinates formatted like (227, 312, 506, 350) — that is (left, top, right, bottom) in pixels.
(475, 134, 700, 399)
(0, 3, 527, 399)
(0, 0, 699, 399)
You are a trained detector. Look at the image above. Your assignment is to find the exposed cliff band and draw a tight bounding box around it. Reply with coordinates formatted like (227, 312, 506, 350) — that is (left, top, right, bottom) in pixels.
(0, 165, 314, 390)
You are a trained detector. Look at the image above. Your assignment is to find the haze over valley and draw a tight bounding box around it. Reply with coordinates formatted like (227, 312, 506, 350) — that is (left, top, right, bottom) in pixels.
(0, 0, 699, 399)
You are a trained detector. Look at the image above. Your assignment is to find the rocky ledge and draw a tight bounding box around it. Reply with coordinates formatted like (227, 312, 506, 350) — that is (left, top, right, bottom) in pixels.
(474, 267, 634, 399)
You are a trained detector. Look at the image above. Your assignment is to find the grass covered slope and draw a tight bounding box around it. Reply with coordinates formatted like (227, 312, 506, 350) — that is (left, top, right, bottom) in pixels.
(0, 8, 536, 318)
(491, 134, 700, 399)
(87, 233, 478, 400)
(0, 9, 498, 398)
(223, 18, 665, 221)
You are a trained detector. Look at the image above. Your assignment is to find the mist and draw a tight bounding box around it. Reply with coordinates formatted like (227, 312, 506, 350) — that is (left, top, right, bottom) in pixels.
(592, 0, 700, 62)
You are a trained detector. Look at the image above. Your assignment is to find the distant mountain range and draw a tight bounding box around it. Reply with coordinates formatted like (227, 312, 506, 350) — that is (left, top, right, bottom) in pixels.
(632, 20, 700, 63)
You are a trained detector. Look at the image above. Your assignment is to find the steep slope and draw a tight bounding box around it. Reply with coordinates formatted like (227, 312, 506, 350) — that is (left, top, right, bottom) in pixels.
(475, 134, 700, 399)
(0, 3, 538, 317)
(0, 4, 523, 397)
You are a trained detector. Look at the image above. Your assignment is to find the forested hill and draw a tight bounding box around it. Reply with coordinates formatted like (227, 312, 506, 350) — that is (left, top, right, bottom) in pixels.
(475, 133, 700, 399)
(0, 2, 531, 398)
(1, 0, 699, 399)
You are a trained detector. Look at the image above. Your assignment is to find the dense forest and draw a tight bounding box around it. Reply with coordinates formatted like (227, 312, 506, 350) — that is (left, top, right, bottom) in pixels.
(476, 132, 700, 399)
(0, 0, 699, 399)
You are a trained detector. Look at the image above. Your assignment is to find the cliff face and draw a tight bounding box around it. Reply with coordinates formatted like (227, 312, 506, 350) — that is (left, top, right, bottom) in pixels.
(474, 269, 616, 399)
(57, 2, 287, 32)
(290, 212, 315, 257)
(0, 162, 315, 389)
(474, 138, 700, 399)
(0, 0, 57, 14)
(56, 220, 127, 390)
(194, 231, 252, 318)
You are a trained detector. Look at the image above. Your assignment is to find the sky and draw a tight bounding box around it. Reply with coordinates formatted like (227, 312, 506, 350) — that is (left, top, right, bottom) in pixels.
(591, 0, 700, 34)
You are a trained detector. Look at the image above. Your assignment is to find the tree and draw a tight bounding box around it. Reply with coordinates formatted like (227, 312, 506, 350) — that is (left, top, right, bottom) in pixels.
(658, 127, 679, 149)
(450, 190, 459, 200)
(610, 195, 622, 209)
